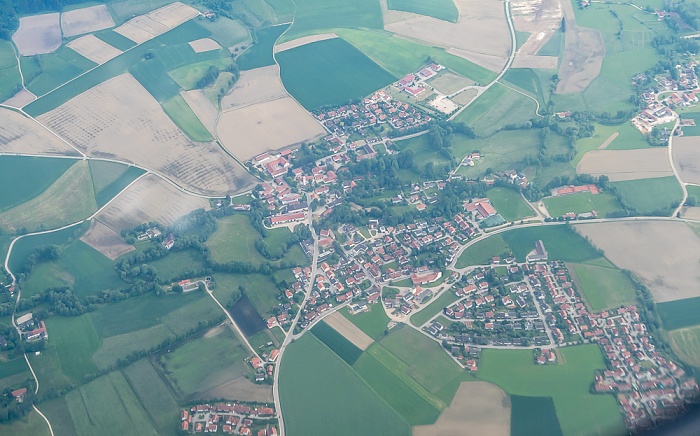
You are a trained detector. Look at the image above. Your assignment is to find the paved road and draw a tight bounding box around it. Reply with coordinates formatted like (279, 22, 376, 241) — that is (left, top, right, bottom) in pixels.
(668, 117, 689, 217)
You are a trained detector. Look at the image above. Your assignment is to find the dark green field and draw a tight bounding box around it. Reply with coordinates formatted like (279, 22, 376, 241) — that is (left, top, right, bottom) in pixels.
(282, 0, 383, 42)
(278, 38, 397, 110)
(237, 24, 289, 70)
(89, 162, 145, 207)
(510, 395, 563, 436)
(21, 46, 97, 97)
(501, 225, 601, 262)
(0, 157, 76, 213)
(658, 297, 700, 331)
(610, 176, 683, 215)
(93, 29, 137, 51)
(486, 187, 536, 222)
(387, 0, 458, 22)
(8, 224, 82, 274)
(311, 321, 363, 365)
(341, 306, 391, 340)
(0, 40, 21, 102)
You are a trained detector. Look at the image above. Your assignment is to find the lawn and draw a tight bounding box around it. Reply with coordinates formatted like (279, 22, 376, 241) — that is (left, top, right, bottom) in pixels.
(311, 321, 363, 365)
(477, 345, 625, 436)
(277, 38, 397, 110)
(502, 225, 602, 262)
(162, 94, 214, 142)
(121, 359, 180, 434)
(279, 334, 410, 436)
(455, 83, 538, 137)
(280, 0, 383, 42)
(410, 291, 459, 327)
(0, 156, 76, 213)
(668, 325, 700, 368)
(0, 40, 21, 102)
(455, 234, 510, 268)
(387, 0, 458, 22)
(21, 46, 97, 96)
(567, 262, 638, 312)
(44, 314, 100, 384)
(511, 395, 563, 436)
(487, 187, 535, 222)
(237, 24, 289, 70)
(341, 306, 391, 340)
(610, 176, 683, 215)
(657, 297, 700, 331)
(543, 192, 622, 218)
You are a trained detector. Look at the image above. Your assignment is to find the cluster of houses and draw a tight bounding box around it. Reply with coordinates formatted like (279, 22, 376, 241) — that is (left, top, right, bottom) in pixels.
(631, 102, 676, 135)
(16, 312, 47, 342)
(180, 402, 277, 435)
(395, 63, 464, 115)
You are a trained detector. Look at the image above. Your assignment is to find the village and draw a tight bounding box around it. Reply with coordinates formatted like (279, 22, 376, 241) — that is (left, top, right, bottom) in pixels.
(179, 401, 277, 435)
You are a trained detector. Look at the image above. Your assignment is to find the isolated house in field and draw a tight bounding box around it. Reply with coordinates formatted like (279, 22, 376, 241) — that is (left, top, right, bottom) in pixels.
(526, 240, 548, 262)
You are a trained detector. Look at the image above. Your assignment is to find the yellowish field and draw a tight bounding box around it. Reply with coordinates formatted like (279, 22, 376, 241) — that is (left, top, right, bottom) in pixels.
(324, 312, 374, 350)
(198, 374, 273, 403)
(414, 382, 510, 436)
(384, 0, 511, 73)
(94, 174, 210, 232)
(427, 72, 475, 95)
(575, 221, 700, 302)
(114, 2, 199, 43)
(180, 90, 218, 134)
(67, 35, 122, 65)
(12, 13, 61, 55)
(672, 136, 700, 185)
(576, 148, 673, 181)
(682, 206, 700, 220)
(274, 33, 339, 53)
(2, 89, 36, 108)
(188, 38, 222, 53)
(220, 65, 287, 111)
(80, 220, 136, 260)
(669, 326, 700, 368)
(0, 108, 78, 155)
(38, 74, 255, 195)
(61, 5, 115, 38)
(452, 88, 479, 105)
(218, 96, 325, 161)
(512, 0, 562, 68)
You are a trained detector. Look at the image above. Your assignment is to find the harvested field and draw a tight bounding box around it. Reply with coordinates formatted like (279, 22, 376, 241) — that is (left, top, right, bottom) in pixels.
(683, 206, 700, 220)
(80, 220, 135, 260)
(511, 0, 562, 69)
(511, 53, 558, 69)
(61, 5, 115, 38)
(414, 382, 510, 436)
(12, 13, 61, 56)
(576, 148, 673, 181)
(220, 65, 287, 111)
(672, 136, 700, 185)
(181, 90, 218, 134)
(0, 108, 78, 155)
(2, 89, 36, 108)
(556, 0, 605, 93)
(94, 174, 209, 233)
(114, 2, 199, 44)
(575, 221, 700, 302)
(274, 33, 338, 53)
(452, 88, 479, 105)
(37, 74, 255, 195)
(198, 376, 273, 403)
(218, 96, 325, 161)
(384, 0, 511, 73)
(188, 38, 221, 53)
(67, 35, 122, 65)
(324, 312, 374, 350)
(426, 72, 474, 95)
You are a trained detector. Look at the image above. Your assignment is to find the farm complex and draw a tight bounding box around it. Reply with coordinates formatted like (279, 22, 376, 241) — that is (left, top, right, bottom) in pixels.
(1, 0, 700, 435)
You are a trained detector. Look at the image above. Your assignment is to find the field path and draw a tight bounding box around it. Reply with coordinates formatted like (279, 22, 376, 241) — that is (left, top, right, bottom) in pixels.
(668, 118, 689, 216)
(598, 131, 619, 149)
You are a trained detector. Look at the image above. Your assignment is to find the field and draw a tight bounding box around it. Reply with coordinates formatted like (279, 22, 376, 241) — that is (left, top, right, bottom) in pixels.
(80, 220, 135, 260)
(21, 47, 97, 97)
(221, 65, 287, 110)
(162, 94, 214, 142)
(89, 161, 145, 207)
(657, 297, 700, 331)
(486, 187, 535, 222)
(113, 2, 199, 44)
(323, 312, 374, 350)
(455, 233, 510, 267)
(567, 261, 638, 312)
(414, 382, 511, 436)
(61, 4, 115, 37)
(502, 68, 547, 106)
(477, 345, 625, 436)
(387, 0, 458, 22)
(0, 156, 75, 212)
(44, 315, 100, 384)
(575, 221, 700, 302)
(410, 291, 459, 326)
(12, 13, 61, 56)
(0, 410, 50, 436)
(212, 272, 283, 319)
(672, 136, 700, 185)
(576, 148, 674, 182)
(311, 321, 363, 364)
(67, 35, 122, 65)
(572, 123, 651, 166)
(277, 38, 397, 110)
(0, 41, 22, 102)
(236, 24, 288, 70)
(278, 334, 410, 436)
(198, 17, 251, 49)
(542, 192, 622, 218)
(510, 395, 563, 436)
(340, 306, 391, 340)
(167, 57, 232, 90)
(507, 225, 601, 262)
(668, 326, 700, 368)
(280, 0, 383, 42)
(7, 224, 80, 274)
(609, 176, 683, 214)
(121, 359, 180, 433)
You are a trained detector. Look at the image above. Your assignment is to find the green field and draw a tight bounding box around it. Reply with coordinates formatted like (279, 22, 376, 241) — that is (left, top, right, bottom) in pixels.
(211, 272, 282, 317)
(311, 321, 363, 365)
(678, 110, 700, 136)
(0, 156, 76, 213)
(455, 83, 538, 137)
(93, 29, 137, 50)
(278, 38, 397, 110)
(502, 68, 547, 107)
(537, 31, 563, 57)
(0, 410, 51, 436)
(89, 162, 144, 207)
(44, 315, 101, 384)
(477, 345, 625, 436)
(511, 395, 563, 436)
(21, 47, 97, 96)
(568, 261, 638, 312)
(107, 0, 175, 25)
(168, 57, 233, 90)
(199, 16, 251, 48)
(387, 0, 458, 22)
(573, 122, 650, 165)
(281, 0, 383, 42)
(487, 188, 535, 222)
(410, 291, 459, 327)
(0, 40, 21, 102)
(279, 334, 410, 436)
(161, 94, 214, 142)
(610, 176, 683, 215)
(668, 325, 700, 368)
(456, 234, 510, 267)
(237, 24, 289, 70)
(687, 185, 700, 204)
(265, 0, 296, 22)
(341, 306, 391, 340)
(8, 224, 81, 275)
(122, 359, 180, 434)
(543, 192, 622, 218)
(657, 297, 700, 331)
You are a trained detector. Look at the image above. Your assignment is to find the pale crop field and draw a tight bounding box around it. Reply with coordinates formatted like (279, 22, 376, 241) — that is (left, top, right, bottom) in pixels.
(80, 220, 136, 260)
(576, 148, 673, 181)
(672, 136, 700, 185)
(12, 13, 62, 55)
(114, 2, 199, 43)
(188, 38, 222, 53)
(61, 5, 116, 38)
(67, 35, 123, 65)
(180, 90, 218, 134)
(274, 33, 339, 53)
(324, 312, 374, 350)
(220, 65, 288, 111)
(0, 109, 79, 155)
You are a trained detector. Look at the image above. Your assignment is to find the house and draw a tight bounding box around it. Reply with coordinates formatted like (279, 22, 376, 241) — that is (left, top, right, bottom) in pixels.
(11, 388, 27, 402)
(526, 240, 548, 262)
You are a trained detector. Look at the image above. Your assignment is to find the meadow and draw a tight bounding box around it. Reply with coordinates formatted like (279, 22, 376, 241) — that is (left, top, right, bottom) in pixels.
(21, 46, 97, 97)
(148, 249, 206, 282)
(668, 326, 700, 368)
(277, 38, 397, 110)
(387, 0, 458, 22)
(477, 345, 626, 436)
(502, 68, 547, 108)
(486, 187, 535, 222)
(510, 395, 563, 436)
(678, 110, 700, 136)
(572, 122, 650, 166)
(0, 156, 75, 213)
(122, 359, 180, 434)
(93, 29, 137, 50)
(341, 306, 391, 340)
(0, 410, 51, 436)
(410, 291, 459, 327)
(44, 315, 101, 384)
(198, 16, 251, 48)
(610, 176, 683, 215)
(168, 57, 233, 90)
(455, 234, 510, 268)
(568, 260, 638, 312)
(543, 192, 622, 218)
(657, 297, 700, 331)
(90, 163, 145, 207)
(8, 224, 83, 274)
(280, 0, 383, 42)
(453, 130, 545, 178)
(162, 94, 214, 142)
(237, 24, 289, 70)
(455, 83, 538, 137)
(279, 334, 410, 436)
(311, 321, 363, 365)
(212, 272, 282, 318)
(537, 31, 563, 57)
(0, 40, 21, 102)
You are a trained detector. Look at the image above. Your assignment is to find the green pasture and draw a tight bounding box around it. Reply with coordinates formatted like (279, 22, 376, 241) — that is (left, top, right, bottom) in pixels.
(107, 0, 174, 24)
(199, 16, 251, 48)
(279, 334, 410, 436)
(162, 94, 214, 142)
(211, 272, 282, 317)
(44, 314, 100, 384)
(668, 325, 700, 368)
(311, 321, 363, 365)
(0, 156, 76, 213)
(148, 249, 206, 282)
(410, 291, 459, 327)
(537, 31, 563, 57)
(21, 46, 97, 96)
(168, 57, 233, 90)
(568, 262, 638, 312)
(278, 38, 397, 110)
(477, 345, 625, 436)
(658, 297, 700, 331)
(387, 0, 458, 22)
(455, 234, 510, 268)
(7, 224, 81, 274)
(341, 306, 391, 340)
(0, 410, 51, 436)
(265, 0, 296, 22)
(678, 110, 700, 136)
(687, 185, 700, 204)
(90, 164, 144, 207)
(0, 40, 21, 102)
(543, 192, 622, 218)
(501, 225, 601, 262)
(455, 83, 538, 137)
(93, 29, 137, 50)
(502, 68, 547, 107)
(27, 344, 74, 395)
(280, 0, 383, 42)
(573, 122, 650, 166)
(122, 359, 180, 434)
(487, 187, 535, 222)
(511, 395, 563, 436)
(610, 176, 682, 215)
(237, 24, 289, 70)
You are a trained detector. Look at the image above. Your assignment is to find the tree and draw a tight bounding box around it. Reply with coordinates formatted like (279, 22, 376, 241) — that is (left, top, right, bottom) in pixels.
(561, 17, 566, 32)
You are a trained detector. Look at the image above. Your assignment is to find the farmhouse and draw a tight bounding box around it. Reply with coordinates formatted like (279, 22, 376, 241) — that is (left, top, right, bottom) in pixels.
(526, 240, 548, 262)
(270, 212, 306, 225)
